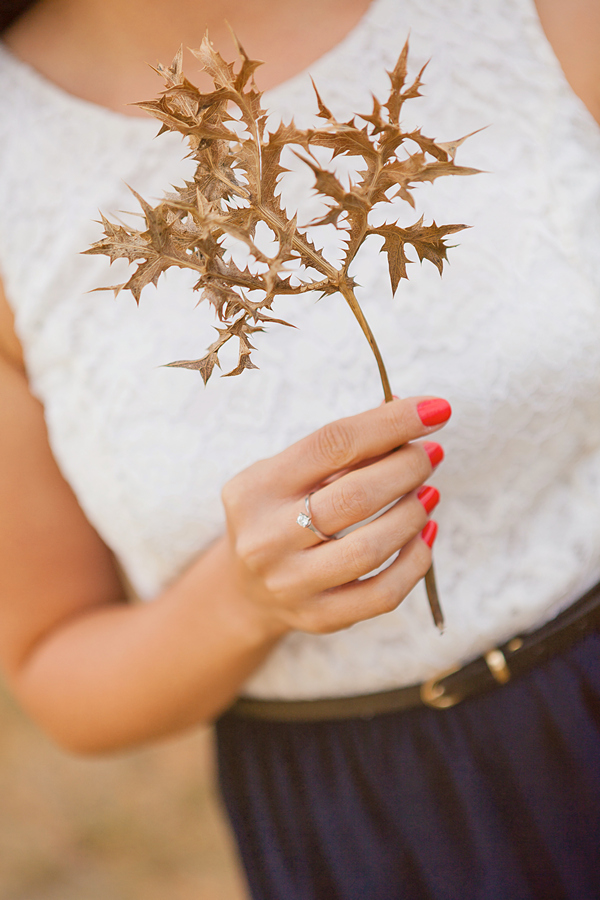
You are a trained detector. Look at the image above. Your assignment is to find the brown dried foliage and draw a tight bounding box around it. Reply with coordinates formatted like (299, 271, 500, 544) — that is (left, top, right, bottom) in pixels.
(85, 36, 480, 394)
(85, 36, 482, 630)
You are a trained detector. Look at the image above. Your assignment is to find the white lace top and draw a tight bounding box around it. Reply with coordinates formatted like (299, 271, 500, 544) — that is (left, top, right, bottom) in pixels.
(1, 0, 599, 700)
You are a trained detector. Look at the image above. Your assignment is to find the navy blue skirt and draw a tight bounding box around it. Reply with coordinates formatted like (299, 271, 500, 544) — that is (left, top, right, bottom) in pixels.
(216, 633, 600, 900)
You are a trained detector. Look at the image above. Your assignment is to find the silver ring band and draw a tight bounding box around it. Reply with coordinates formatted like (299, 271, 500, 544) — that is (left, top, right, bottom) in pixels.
(296, 492, 335, 542)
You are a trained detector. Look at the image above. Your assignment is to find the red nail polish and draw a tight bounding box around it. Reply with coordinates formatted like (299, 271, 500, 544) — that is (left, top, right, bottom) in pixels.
(417, 486, 440, 514)
(421, 520, 438, 548)
(422, 441, 444, 468)
(417, 399, 452, 427)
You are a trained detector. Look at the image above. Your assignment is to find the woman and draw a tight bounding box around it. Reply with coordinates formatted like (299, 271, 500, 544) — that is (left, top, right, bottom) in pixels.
(0, 0, 599, 897)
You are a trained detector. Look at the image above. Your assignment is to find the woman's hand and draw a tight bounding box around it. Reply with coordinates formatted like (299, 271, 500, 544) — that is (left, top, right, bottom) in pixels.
(222, 396, 450, 636)
(0, 280, 451, 749)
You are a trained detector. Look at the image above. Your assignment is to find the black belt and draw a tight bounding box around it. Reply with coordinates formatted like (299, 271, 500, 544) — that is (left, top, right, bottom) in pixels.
(227, 580, 600, 721)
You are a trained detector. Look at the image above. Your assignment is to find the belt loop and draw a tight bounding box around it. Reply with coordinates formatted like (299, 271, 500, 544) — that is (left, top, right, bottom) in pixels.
(484, 648, 511, 684)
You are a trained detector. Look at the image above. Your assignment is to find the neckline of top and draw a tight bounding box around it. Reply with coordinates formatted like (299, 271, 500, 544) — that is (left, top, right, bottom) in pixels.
(1, 0, 598, 141)
(0, 0, 387, 130)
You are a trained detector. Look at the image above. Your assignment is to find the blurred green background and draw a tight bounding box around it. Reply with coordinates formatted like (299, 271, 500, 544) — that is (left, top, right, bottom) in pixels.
(0, 680, 248, 900)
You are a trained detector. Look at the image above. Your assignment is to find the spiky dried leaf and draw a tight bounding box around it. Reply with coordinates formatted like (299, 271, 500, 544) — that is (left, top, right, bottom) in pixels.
(370, 219, 469, 287)
(374, 226, 412, 294)
(166, 351, 221, 383)
(86, 35, 480, 383)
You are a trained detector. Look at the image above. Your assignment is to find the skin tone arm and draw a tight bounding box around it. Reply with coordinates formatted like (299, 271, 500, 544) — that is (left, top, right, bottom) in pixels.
(533, 0, 600, 125)
(0, 281, 444, 754)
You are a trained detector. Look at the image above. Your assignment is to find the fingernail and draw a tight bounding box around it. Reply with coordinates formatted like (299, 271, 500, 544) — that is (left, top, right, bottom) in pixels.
(417, 485, 440, 514)
(422, 441, 444, 468)
(417, 399, 452, 427)
(421, 520, 438, 548)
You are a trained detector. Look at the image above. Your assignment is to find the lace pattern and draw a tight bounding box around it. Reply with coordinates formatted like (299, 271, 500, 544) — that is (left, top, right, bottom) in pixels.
(0, 0, 599, 699)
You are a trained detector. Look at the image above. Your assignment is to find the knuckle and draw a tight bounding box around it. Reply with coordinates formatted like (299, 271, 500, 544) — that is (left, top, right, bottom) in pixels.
(299, 614, 328, 635)
(403, 447, 429, 487)
(263, 560, 310, 609)
(400, 511, 427, 546)
(406, 540, 433, 584)
(340, 536, 375, 576)
(416, 544, 433, 579)
(312, 420, 356, 470)
(234, 534, 270, 575)
(221, 471, 252, 517)
(303, 601, 342, 635)
(220, 476, 241, 514)
(287, 606, 322, 634)
(312, 619, 338, 636)
(375, 581, 400, 614)
(262, 571, 290, 603)
(221, 460, 268, 515)
(384, 398, 414, 440)
(330, 479, 370, 523)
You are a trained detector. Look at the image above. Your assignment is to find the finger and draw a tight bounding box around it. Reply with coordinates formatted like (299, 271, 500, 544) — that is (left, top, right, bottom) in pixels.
(289, 488, 438, 594)
(293, 528, 436, 634)
(263, 396, 452, 497)
(306, 439, 443, 537)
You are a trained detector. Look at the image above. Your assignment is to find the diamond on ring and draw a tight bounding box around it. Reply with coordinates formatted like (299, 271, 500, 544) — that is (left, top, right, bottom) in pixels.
(296, 493, 336, 542)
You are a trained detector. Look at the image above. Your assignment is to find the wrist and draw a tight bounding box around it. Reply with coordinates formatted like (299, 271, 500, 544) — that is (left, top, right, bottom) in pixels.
(188, 536, 291, 647)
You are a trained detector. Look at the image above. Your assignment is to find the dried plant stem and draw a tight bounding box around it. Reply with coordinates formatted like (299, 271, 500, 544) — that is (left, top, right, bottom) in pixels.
(339, 282, 443, 631)
(425, 564, 444, 632)
(338, 283, 394, 403)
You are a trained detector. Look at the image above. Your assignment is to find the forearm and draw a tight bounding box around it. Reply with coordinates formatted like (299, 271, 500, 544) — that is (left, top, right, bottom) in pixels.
(3, 397, 445, 755)
(9, 537, 286, 754)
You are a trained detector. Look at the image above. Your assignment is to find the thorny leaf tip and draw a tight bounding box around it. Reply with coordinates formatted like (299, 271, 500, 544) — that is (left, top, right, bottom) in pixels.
(88, 36, 480, 382)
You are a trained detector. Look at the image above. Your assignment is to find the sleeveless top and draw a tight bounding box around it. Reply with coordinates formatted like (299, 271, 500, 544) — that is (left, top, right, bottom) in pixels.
(0, 0, 599, 700)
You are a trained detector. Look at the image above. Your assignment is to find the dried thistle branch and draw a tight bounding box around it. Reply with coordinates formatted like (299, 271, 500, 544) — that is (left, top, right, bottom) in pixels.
(85, 36, 479, 389)
(85, 35, 481, 629)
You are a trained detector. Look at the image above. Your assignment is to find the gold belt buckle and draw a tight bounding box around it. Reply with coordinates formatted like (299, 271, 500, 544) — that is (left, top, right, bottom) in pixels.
(420, 664, 464, 709)
(420, 646, 514, 710)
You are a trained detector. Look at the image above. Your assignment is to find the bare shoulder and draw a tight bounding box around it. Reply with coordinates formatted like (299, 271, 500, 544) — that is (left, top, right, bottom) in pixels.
(0, 276, 124, 682)
(534, 0, 600, 124)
